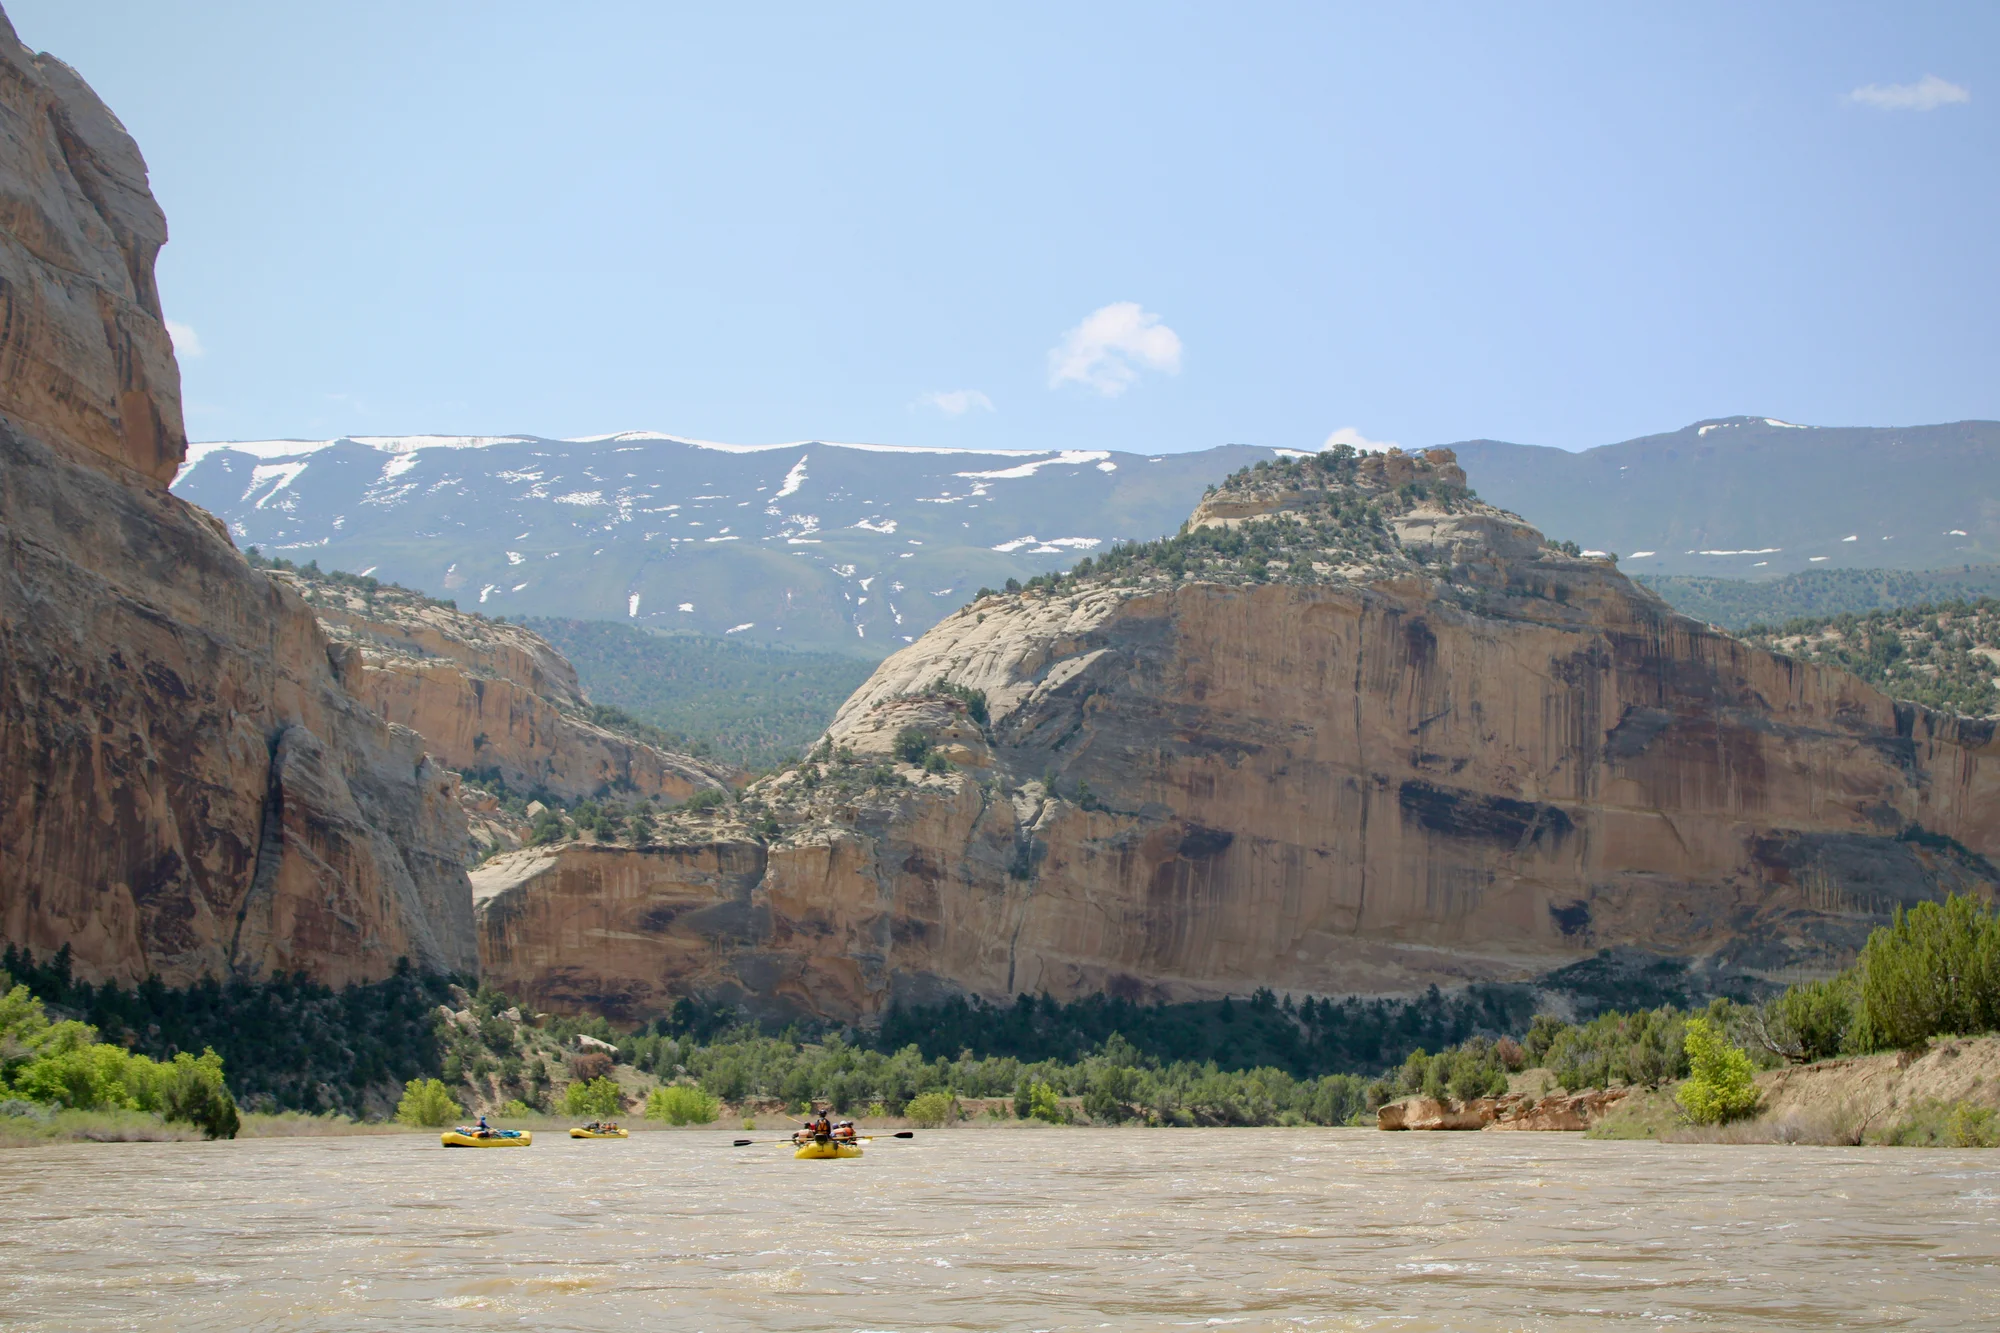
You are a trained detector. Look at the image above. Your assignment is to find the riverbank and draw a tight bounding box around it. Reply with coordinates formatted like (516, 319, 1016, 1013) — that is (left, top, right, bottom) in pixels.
(1369, 1035, 2000, 1146)
(1590, 1034, 2000, 1145)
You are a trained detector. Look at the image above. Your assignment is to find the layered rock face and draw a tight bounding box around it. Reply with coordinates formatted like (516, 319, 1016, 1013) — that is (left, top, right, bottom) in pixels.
(477, 445, 2000, 1020)
(0, 17, 475, 985)
(277, 570, 732, 805)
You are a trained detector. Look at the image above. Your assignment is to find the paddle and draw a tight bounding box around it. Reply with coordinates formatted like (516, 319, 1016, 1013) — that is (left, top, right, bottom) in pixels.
(732, 1131, 916, 1147)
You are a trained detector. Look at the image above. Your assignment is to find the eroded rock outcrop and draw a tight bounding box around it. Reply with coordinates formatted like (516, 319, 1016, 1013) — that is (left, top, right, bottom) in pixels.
(1377, 1087, 1629, 1131)
(276, 570, 732, 805)
(0, 16, 474, 985)
(478, 444, 2000, 1022)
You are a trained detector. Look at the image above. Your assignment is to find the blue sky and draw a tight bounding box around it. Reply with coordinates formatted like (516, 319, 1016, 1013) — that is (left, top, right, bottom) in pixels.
(15, 2, 1997, 453)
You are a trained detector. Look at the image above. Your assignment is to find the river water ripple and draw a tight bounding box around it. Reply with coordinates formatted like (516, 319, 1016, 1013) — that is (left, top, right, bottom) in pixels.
(0, 1128, 1994, 1330)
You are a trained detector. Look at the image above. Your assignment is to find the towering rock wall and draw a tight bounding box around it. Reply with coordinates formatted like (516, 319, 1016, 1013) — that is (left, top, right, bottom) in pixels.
(0, 14, 476, 985)
(477, 447, 2000, 1020)
(278, 570, 733, 804)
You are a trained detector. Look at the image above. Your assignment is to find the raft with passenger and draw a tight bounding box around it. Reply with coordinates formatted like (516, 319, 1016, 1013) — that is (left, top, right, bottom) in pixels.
(793, 1137, 864, 1159)
(731, 1107, 916, 1158)
(441, 1126, 532, 1147)
(570, 1121, 629, 1139)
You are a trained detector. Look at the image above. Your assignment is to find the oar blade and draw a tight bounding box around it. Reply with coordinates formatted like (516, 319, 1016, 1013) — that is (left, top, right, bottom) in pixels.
(733, 1139, 753, 1146)
(894, 1131, 915, 1138)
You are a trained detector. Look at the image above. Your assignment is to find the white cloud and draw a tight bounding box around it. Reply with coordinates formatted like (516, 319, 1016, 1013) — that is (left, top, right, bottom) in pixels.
(1321, 426, 1398, 454)
(915, 389, 995, 416)
(1047, 302, 1182, 396)
(165, 319, 203, 358)
(1847, 74, 1969, 111)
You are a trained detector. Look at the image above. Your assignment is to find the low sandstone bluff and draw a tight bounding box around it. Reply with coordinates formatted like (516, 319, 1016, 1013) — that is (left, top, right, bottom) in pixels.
(276, 570, 732, 805)
(1377, 1088, 1629, 1132)
(476, 446, 2000, 1020)
(0, 16, 474, 985)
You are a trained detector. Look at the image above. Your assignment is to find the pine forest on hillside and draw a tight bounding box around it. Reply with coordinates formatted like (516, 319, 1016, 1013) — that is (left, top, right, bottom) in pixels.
(1640, 565, 2000, 631)
(525, 618, 876, 770)
(1742, 599, 2000, 718)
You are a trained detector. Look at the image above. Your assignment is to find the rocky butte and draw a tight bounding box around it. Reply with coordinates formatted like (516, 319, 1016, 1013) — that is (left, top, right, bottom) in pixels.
(476, 445, 2000, 1020)
(0, 21, 478, 986)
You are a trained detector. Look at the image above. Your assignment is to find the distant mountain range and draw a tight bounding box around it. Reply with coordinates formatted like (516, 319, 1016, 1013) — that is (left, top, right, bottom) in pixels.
(172, 433, 1272, 655)
(172, 416, 2000, 656)
(1456, 417, 2000, 579)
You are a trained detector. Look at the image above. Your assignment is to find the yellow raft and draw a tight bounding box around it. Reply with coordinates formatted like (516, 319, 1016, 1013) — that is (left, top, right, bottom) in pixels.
(441, 1128, 532, 1147)
(793, 1139, 864, 1159)
(569, 1127, 629, 1139)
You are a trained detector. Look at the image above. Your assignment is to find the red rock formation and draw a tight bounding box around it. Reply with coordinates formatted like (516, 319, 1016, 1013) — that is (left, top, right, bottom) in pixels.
(476, 446, 2000, 1021)
(0, 15, 474, 985)
(280, 570, 733, 804)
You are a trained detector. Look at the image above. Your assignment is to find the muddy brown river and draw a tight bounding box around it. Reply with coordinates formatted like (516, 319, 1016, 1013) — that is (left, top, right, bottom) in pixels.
(0, 1128, 1994, 1330)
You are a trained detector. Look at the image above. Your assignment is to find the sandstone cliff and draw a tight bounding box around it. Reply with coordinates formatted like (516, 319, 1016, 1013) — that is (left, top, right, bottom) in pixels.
(0, 16, 475, 986)
(476, 444, 2000, 1021)
(272, 568, 732, 805)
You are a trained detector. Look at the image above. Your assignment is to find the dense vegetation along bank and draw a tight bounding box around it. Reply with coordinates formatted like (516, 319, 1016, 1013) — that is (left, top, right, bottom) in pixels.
(1, 974, 239, 1142)
(7, 894, 1996, 1142)
(1, 946, 448, 1118)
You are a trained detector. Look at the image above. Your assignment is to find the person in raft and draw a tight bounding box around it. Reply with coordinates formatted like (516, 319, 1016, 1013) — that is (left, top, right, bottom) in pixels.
(831, 1120, 857, 1143)
(795, 1109, 832, 1143)
(476, 1113, 492, 1137)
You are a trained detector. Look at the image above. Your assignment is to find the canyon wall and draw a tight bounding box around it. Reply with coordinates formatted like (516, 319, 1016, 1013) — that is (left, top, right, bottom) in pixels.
(477, 448, 2000, 1020)
(280, 572, 732, 805)
(0, 16, 475, 985)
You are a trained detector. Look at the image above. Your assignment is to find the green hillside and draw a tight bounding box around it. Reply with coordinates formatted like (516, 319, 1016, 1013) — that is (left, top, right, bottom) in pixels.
(526, 619, 874, 770)
(1741, 599, 2000, 717)
(1639, 565, 2000, 632)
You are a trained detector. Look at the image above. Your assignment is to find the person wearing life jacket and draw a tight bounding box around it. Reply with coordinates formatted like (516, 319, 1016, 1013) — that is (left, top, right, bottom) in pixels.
(477, 1113, 492, 1137)
(831, 1119, 857, 1143)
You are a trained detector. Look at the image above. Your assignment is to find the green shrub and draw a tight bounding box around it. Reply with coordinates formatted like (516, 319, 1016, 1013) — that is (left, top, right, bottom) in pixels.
(564, 1076, 625, 1118)
(681, 788, 728, 815)
(395, 1077, 462, 1128)
(1674, 1017, 1760, 1125)
(1547, 1007, 1689, 1091)
(1880, 1098, 2000, 1147)
(1949, 1102, 1999, 1148)
(1394, 1038, 1510, 1102)
(645, 1083, 719, 1125)
(893, 728, 933, 765)
(1026, 1080, 1065, 1123)
(931, 680, 989, 726)
(495, 1098, 535, 1118)
(1754, 975, 1855, 1063)
(160, 1049, 240, 1140)
(904, 1090, 956, 1127)
(1857, 895, 2000, 1049)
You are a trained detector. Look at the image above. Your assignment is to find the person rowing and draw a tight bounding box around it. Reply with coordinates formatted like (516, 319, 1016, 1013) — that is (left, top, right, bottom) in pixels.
(793, 1107, 833, 1144)
(831, 1119, 857, 1143)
